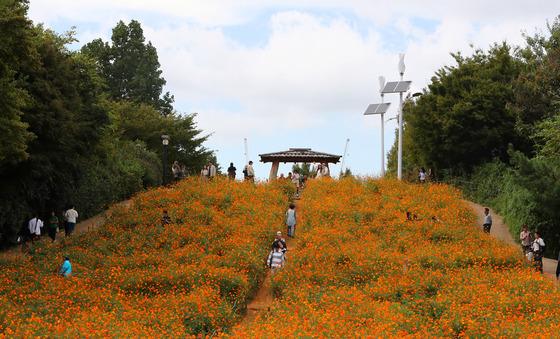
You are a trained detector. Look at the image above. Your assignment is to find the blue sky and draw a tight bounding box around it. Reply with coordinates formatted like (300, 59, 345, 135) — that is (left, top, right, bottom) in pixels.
(28, 0, 560, 179)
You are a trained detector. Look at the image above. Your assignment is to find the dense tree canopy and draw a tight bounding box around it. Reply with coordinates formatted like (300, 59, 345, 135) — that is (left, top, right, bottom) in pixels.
(0, 3, 214, 246)
(81, 20, 174, 115)
(387, 44, 522, 177)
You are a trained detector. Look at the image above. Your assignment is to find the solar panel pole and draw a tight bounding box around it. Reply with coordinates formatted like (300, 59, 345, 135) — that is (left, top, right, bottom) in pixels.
(397, 54, 406, 180)
(378, 76, 386, 177)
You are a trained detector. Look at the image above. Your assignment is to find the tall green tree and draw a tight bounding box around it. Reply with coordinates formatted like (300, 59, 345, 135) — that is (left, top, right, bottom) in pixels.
(0, 23, 109, 241)
(108, 101, 212, 174)
(388, 43, 523, 178)
(0, 0, 35, 168)
(81, 20, 174, 114)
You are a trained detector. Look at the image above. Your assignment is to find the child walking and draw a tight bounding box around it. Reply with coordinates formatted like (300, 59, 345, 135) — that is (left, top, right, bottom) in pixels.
(267, 241, 286, 274)
(286, 203, 296, 238)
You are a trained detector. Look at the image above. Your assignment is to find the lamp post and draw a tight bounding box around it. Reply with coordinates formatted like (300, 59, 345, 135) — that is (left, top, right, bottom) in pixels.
(161, 134, 170, 185)
(397, 53, 405, 180)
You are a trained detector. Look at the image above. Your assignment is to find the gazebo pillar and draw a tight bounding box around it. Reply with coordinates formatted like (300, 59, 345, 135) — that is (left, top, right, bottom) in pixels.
(269, 161, 280, 181)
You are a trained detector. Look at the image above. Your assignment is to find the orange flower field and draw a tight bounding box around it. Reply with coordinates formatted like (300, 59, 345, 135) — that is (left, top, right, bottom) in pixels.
(1, 177, 560, 337)
(229, 178, 560, 337)
(0, 178, 292, 337)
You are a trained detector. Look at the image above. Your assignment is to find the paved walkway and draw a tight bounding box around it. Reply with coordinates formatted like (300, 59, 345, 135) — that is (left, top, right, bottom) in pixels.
(464, 200, 558, 280)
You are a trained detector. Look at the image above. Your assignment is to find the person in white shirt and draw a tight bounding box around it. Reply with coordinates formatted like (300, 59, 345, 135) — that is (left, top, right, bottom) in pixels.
(208, 162, 217, 179)
(200, 165, 209, 181)
(482, 207, 492, 233)
(532, 231, 545, 273)
(418, 167, 427, 183)
(321, 163, 330, 177)
(28, 215, 43, 242)
(245, 161, 255, 182)
(64, 206, 79, 237)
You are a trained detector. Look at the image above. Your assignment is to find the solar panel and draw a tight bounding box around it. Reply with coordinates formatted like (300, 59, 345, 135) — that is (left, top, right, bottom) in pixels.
(381, 81, 411, 93)
(364, 103, 391, 115)
(394, 81, 412, 92)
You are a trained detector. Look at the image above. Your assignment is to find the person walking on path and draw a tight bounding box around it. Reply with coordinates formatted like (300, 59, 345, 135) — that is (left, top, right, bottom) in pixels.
(556, 252, 560, 280)
(47, 211, 59, 242)
(267, 241, 286, 273)
(482, 207, 492, 233)
(532, 231, 546, 273)
(272, 231, 287, 254)
(321, 163, 330, 177)
(209, 162, 217, 180)
(227, 162, 236, 180)
(200, 165, 209, 181)
(520, 225, 531, 254)
(64, 206, 78, 237)
(59, 256, 72, 277)
(28, 215, 43, 243)
(292, 171, 301, 195)
(161, 210, 172, 226)
(418, 167, 427, 183)
(172, 161, 181, 181)
(286, 203, 296, 238)
(245, 161, 255, 182)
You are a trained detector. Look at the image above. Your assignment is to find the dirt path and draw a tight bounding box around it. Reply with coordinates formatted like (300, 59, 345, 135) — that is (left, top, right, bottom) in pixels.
(1, 200, 132, 257)
(72, 200, 132, 236)
(240, 238, 296, 326)
(464, 200, 558, 279)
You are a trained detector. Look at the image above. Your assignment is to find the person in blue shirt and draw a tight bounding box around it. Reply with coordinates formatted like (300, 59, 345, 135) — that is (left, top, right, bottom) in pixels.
(59, 256, 72, 277)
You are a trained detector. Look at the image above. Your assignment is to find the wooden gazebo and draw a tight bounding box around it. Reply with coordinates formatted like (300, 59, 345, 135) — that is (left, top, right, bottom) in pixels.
(259, 148, 342, 181)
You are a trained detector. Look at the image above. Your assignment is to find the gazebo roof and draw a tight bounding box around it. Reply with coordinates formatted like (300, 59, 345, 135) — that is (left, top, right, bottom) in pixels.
(259, 148, 341, 164)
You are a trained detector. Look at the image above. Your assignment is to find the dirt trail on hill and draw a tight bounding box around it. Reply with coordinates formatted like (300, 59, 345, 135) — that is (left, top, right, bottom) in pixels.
(72, 200, 132, 235)
(240, 238, 296, 326)
(1, 200, 132, 257)
(464, 200, 558, 280)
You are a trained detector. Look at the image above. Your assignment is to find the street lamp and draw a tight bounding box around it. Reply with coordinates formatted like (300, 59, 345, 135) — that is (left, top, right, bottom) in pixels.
(381, 54, 411, 180)
(161, 134, 170, 185)
(363, 76, 391, 177)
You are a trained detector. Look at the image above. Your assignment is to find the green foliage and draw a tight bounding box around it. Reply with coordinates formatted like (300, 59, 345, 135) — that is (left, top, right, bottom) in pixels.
(0, 0, 35, 167)
(388, 43, 522, 177)
(292, 163, 314, 177)
(465, 154, 560, 258)
(81, 20, 174, 114)
(0, 5, 214, 247)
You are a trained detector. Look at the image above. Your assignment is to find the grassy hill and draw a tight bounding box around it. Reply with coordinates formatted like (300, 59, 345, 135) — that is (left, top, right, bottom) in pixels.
(231, 179, 560, 337)
(1, 178, 559, 337)
(0, 178, 292, 337)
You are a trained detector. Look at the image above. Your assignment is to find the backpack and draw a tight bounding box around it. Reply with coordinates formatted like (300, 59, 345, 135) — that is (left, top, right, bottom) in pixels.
(242, 166, 248, 177)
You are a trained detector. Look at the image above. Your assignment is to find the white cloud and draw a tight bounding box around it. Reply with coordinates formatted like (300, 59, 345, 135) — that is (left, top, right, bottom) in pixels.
(27, 1, 560, 176)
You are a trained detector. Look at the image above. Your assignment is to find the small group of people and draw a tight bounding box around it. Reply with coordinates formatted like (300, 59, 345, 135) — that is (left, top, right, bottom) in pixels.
(242, 161, 255, 182)
(520, 225, 547, 273)
(266, 203, 297, 271)
(314, 163, 330, 178)
(200, 162, 217, 181)
(268, 231, 287, 273)
(24, 206, 79, 244)
(171, 161, 189, 181)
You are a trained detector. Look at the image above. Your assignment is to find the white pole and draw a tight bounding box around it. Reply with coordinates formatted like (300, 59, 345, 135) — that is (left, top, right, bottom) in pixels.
(380, 112, 385, 177)
(397, 91, 403, 180)
(378, 76, 386, 177)
(244, 138, 249, 164)
(397, 54, 405, 180)
(340, 138, 350, 177)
